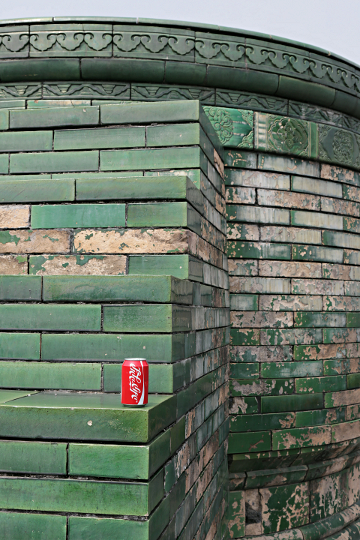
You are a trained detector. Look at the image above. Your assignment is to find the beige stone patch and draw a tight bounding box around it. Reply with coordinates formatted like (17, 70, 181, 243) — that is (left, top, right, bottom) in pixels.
(74, 228, 189, 254)
(231, 311, 293, 328)
(230, 277, 290, 294)
(260, 225, 321, 244)
(227, 224, 259, 241)
(0, 205, 30, 229)
(321, 163, 355, 182)
(259, 261, 321, 278)
(30, 255, 127, 276)
(0, 254, 27, 274)
(292, 279, 344, 296)
(258, 189, 320, 210)
(322, 197, 360, 218)
(331, 389, 360, 408)
(323, 263, 352, 281)
(260, 295, 322, 312)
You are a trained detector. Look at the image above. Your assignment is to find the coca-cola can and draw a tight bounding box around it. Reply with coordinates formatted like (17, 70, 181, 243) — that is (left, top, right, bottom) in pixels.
(121, 358, 149, 406)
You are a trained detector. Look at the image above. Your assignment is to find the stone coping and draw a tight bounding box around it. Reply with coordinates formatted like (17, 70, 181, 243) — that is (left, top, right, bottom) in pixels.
(0, 19, 359, 118)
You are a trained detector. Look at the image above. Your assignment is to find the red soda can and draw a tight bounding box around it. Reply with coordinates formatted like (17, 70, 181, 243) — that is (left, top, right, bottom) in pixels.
(121, 358, 149, 406)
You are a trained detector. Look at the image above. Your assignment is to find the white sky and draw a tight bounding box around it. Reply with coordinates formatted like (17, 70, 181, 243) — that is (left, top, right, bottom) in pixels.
(2, 0, 359, 66)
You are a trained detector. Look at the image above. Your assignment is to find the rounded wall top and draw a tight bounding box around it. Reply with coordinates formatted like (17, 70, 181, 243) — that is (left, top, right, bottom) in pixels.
(0, 17, 360, 118)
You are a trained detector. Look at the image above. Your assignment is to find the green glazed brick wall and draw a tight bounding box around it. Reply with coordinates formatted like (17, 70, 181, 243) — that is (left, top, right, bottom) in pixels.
(226, 150, 360, 538)
(0, 99, 230, 540)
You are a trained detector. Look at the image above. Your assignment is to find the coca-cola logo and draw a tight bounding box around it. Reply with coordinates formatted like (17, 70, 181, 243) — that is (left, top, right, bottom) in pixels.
(129, 362, 143, 402)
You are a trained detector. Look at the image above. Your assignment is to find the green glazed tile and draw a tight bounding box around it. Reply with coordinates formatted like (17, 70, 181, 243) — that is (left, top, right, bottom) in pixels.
(100, 146, 204, 173)
(0, 276, 41, 301)
(10, 106, 99, 129)
(295, 376, 346, 394)
(261, 394, 323, 413)
(41, 333, 187, 363)
(0, 333, 40, 360)
(228, 431, 271, 453)
(69, 430, 170, 480)
(0, 440, 66, 474)
(260, 481, 310, 533)
(42, 275, 192, 304)
(128, 255, 202, 281)
(0, 155, 9, 174)
(0, 362, 101, 391)
(127, 202, 190, 228)
(0, 392, 176, 443)
(31, 204, 126, 229)
(0, 179, 74, 203)
(0, 390, 37, 404)
(0, 472, 163, 516)
(54, 126, 145, 150)
(0, 304, 101, 331)
(0, 131, 52, 152)
(100, 100, 202, 125)
(230, 412, 295, 432)
(261, 361, 322, 379)
(0, 512, 66, 540)
(103, 305, 191, 333)
(229, 363, 259, 379)
(295, 408, 346, 427)
(10, 151, 99, 174)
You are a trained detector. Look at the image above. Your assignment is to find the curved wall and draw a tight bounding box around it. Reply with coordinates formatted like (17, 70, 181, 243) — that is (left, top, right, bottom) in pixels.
(0, 17, 360, 540)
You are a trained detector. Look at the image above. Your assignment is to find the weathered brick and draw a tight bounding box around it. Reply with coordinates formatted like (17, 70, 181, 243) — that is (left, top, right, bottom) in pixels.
(321, 163, 360, 185)
(273, 426, 331, 450)
(260, 295, 322, 312)
(227, 224, 259, 241)
(323, 231, 360, 250)
(260, 226, 321, 244)
(231, 311, 293, 328)
(322, 263, 359, 281)
(227, 241, 291, 260)
(229, 277, 290, 294)
(291, 210, 342, 230)
(0, 206, 29, 229)
(261, 328, 322, 346)
(0, 255, 27, 275)
(0, 230, 70, 254)
(292, 176, 342, 198)
(258, 155, 319, 177)
(73, 229, 189, 254)
(258, 189, 320, 210)
(227, 206, 289, 225)
(324, 297, 360, 312)
(322, 197, 360, 217)
(226, 187, 255, 204)
(292, 280, 344, 295)
(225, 169, 290, 190)
(29, 255, 126, 275)
(259, 261, 321, 278)
(344, 185, 360, 203)
(228, 259, 258, 276)
(230, 345, 292, 363)
(292, 244, 343, 264)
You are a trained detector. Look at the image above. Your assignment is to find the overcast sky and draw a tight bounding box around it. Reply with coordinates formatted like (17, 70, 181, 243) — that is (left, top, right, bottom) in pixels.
(2, 0, 359, 66)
